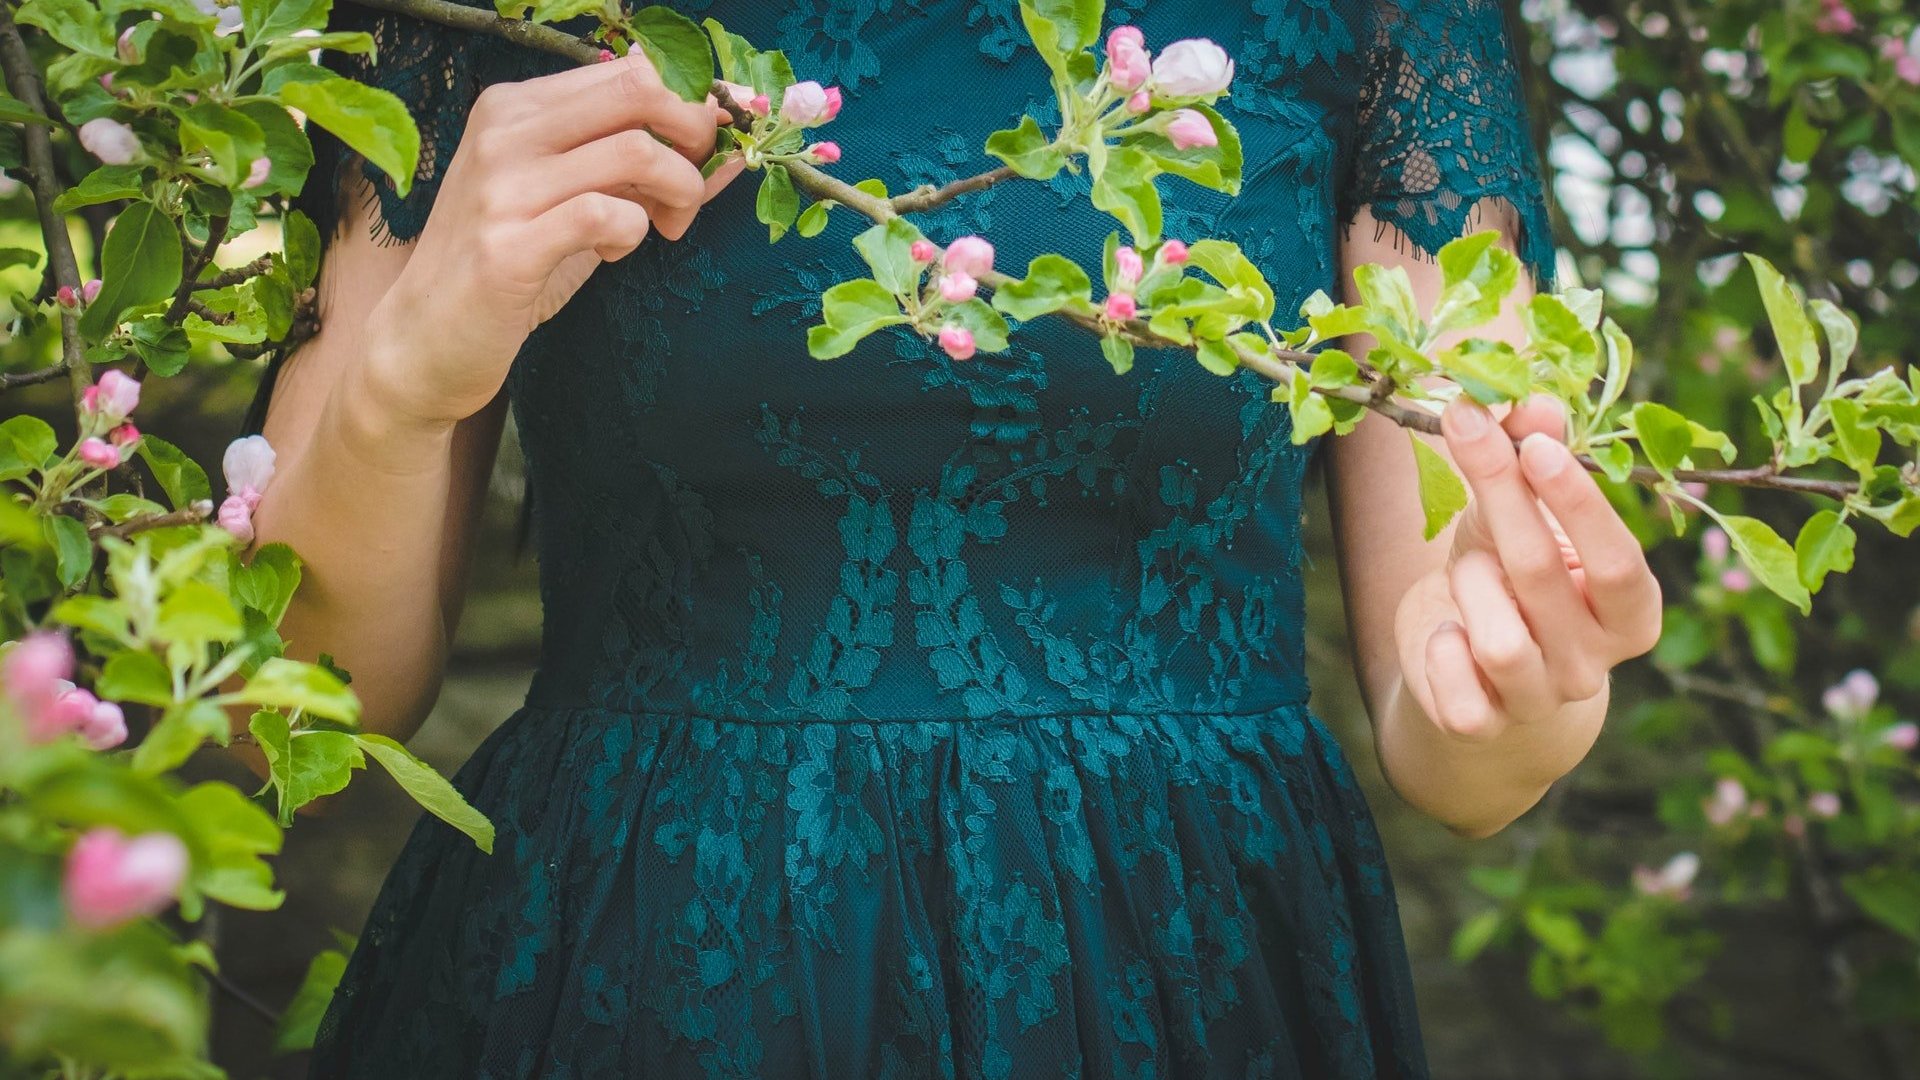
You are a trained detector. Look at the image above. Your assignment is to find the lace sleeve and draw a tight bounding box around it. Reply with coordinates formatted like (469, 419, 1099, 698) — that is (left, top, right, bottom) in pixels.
(1340, 0, 1556, 285)
(290, 0, 511, 247)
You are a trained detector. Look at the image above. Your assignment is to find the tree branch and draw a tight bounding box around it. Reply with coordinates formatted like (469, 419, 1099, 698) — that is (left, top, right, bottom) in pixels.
(0, 362, 69, 392)
(88, 500, 214, 540)
(0, 3, 91, 405)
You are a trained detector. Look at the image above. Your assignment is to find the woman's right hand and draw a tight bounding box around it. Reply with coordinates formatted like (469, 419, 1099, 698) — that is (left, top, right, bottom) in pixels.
(363, 49, 748, 428)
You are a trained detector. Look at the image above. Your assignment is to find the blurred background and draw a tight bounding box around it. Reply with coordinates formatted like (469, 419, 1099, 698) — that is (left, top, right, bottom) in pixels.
(8, 0, 1920, 1076)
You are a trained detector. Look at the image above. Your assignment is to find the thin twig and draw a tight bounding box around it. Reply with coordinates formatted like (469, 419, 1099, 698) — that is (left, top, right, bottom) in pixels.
(0, 3, 91, 405)
(0, 362, 68, 392)
(191, 253, 275, 291)
(165, 215, 229, 324)
(89, 501, 214, 540)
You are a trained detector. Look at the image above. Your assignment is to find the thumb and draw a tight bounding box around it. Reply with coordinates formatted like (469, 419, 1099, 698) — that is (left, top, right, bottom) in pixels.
(702, 152, 748, 203)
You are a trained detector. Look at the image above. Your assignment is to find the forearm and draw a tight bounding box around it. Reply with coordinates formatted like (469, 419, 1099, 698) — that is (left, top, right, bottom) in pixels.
(249, 348, 463, 743)
(1370, 573, 1608, 837)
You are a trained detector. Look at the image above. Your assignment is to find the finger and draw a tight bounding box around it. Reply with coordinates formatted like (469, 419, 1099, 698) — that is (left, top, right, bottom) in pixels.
(1500, 393, 1568, 443)
(702, 153, 749, 204)
(524, 191, 653, 269)
(1424, 620, 1504, 742)
(1518, 432, 1663, 657)
(509, 51, 722, 159)
(519, 130, 707, 237)
(1449, 550, 1555, 719)
(1442, 399, 1599, 641)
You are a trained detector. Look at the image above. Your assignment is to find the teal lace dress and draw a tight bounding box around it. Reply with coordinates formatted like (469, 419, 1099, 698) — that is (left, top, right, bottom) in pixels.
(287, 1, 1552, 1076)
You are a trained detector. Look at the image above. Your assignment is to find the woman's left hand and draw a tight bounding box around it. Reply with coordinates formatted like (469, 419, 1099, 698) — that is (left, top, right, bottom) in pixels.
(1397, 394, 1664, 742)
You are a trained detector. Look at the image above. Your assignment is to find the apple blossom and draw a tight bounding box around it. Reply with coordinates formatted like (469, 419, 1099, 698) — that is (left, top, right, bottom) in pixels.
(1807, 791, 1842, 819)
(782, 81, 838, 127)
(1782, 814, 1807, 839)
(213, 4, 242, 36)
(82, 278, 101, 304)
(909, 239, 937, 264)
(2, 631, 73, 723)
(809, 141, 842, 164)
(1105, 26, 1152, 92)
(938, 273, 978, 303)
(1104, 293, 1137, 321)
(56, 285, 78, 308)
(109, 423, 140, 453)
(1720, 567, 1751, 593)
(64, 828, 188, 930)
(1701, 525, 1729, 561)
(1703, 777, 1747, 827)
(219, 434, 277, 544)
(597, 47, 615, 62)
(943, 236, 994, 278)
(938, 325, 976, 361)
(82, 369, 140, 423)
(1152, 39, 1234, 97)
(748, 94, 771, 117)
(1114, 246, 1144, 287)
(822, 86, 843, 122)
(1631, 851, 1700, 900)
(1166, 109, 1218, 151)
(1814, 0, 1857, 35)
(1822, 668, 1879, 720)
(1881, 722, 1918, 751)
(218, 495, 255, 544)
(78, 117, 139, 165)
(116, 25, 138, 62)
(1158, 239, 1190, 266)
(78, 438, 120, 470)
(1127, 90, 1152, 115)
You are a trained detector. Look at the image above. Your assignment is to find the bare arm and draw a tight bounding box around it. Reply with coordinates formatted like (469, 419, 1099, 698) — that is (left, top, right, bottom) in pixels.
(1328, 204, 1662, 838)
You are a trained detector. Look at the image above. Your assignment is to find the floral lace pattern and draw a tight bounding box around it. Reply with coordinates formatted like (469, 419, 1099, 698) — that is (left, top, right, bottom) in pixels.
(288, 1, 1553, 1077)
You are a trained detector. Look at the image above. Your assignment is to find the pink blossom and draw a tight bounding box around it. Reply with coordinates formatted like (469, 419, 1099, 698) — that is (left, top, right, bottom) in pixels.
(1814, 0, 1857, 34)
(82, 278, 101, 304)
(747, 94, 771, 118)
(1823, 668, 1879, 720)
(781, 81, 835, 127)
(99, 72, 116, 95)
(808, 141, 841, 165)
(82, 369, 140, 423)
(1151, 39, 1234, 97)
(109, 423, 140, 451)
(117, 25, 139, 62)
(1158, 239, 1190, 266)
(78, 438, 120, 470)
(1126, 90, 1152, 115)
(1880, 721, 1918, 751)
(2, 631, 74, 723)
(78, 118, 139, 165)
(1105, 25, 1152, 92)
(217, 494, 255, 545)
(1703, 777, 1747, 827)
(1897, 53, 1920, 86)
(597, 48, 615, 63)
(1632, 852, 1700, 901)
(938, 325, 976, 362)
(909, 239, 937, 264)
(1114, 246, 1144, 287)
(822, 87, 843, 122)
(942, 236, 995, 279)
(1165, 109, 1218, 151)
(1879, 35, 1906, 61)
(76, 697, 125, 750)
(241, 155, 271, 189)
(938, 273, 978, 303)
(56, 285, 78, 308)
(64, 828, 188, 930)
(1105, 293, 1138, 321)
(1720, 567, 1751, 593)
(222, 434, 276, 505)
(1782, 813, 1807, 839)
(1702, 526, 1729, 562)
(1807, 791, 1842, 819)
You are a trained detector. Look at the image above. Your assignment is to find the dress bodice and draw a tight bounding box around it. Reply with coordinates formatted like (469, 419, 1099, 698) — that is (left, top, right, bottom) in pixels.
(298, 0, 1550, 726)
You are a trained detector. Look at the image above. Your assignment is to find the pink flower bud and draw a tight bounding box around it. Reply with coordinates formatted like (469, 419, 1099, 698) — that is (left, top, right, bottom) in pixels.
(64, 828, 188, 930)
(1814, 1, 1857, 34)
(109, 423, 139, 450)
(942, 235, 994, 279)
(1719, 567, 1751, 593)
(597, 48, 615, 63)
(1166, 109, 1218, 151)
(822, 86, 843, 122)
(1151, 38, 1235, 97)
(939, 273, 978, 303)
(217, 493, 254, 545)
(938, 325, 976, 362)
(748, 94, 771, 118)
(56, 285, 78, 308)
(78, 118, 139, 166)
(1105, 292, 1137, 321)
(3, 631, 73, 718)
(781, 81, 835, 127)
(1158, 239, 1190, 266)
(1114, 246, 1144, 286)
(78, 438, 120, 470)
(83, 369, 140, 422)
(1702, 526, 1729, 562)
(809, 141, 841, 164)
(82, 278, 102, 304)
(99, 72, 115, 95)
(1127, 90, 1152, 115)
(222, 434, 276, 506)
(909, 239, 937, 264)
(1703, 777, 1747, 827)
(1631, 851, 1699, 900)
(1881, 721, 1918, 752)
(1898, 53, 1920, 86)
(241, 155, 271, 189)
(77, 697, 126, 750)
(1807, 791, 1842, 819)
(117, 25, 139, 63)
(1105, 25, 1152, 92)
(1822, 668, 1879, 720)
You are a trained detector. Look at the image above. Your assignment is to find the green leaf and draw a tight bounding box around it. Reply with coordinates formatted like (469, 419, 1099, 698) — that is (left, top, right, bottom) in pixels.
(807, 279, 906, 359)
(279, 77, 419, 197)
(1826, 398, 1880, 478)
(1523, 905, 1589, 959)
(273, 948, 349, 1054)
(97, 649, 174, 705)
(1719, 514, 1811, 614)
(0, 414, 56, 479)
(16, 0, 116, 57)
(850, 217, 925, 296)
(985, 114, 1067, 180)
(1806, 298, 1857, 378)
(43, 513, 90, 588)
(992, 253, 1092, 321)
(794, 199, 831, 238)
(1628, 402, 1693, 475)
(702, 17, 793, 96)
(942, 298, 1010, 354)
(755, 164, 798, 241)
(176, 780, 284, 911)
(1122, 102, 1242, 194)
(237, 100, 316, 198)
(136, 436, 212, 509)
(1409, 434, 1467, 540)
(282, 209, 321, 290)
(1352, 262, 1419, 342)
(1451, 909, 1503, 965)
(1440, 340, 1529, 405)
(231, 543, 302, 625)
(1090, 145, 1162, 245)
(629, 6, 715, 103)
(250, 710, 363, 825)
(1184, 239, 1273, 323)
(155, 580, 243, 646)
(356, 734, 494, 852)
(1195, 338, 1237, 376)
(1432, 230, 1520, 330)
(179, 101, 266, 187)
(1842, 866, 1920, 944)
(240, 0, 327, 42)
(1794, 510, 1855, 593)
(132, 699, 231, 775)
(1017, 0, 1101, 73)
(239, 657, 360, 724)
(1100, 334, 1134, 375)
(1744, 254, 1818, 388)
(81, 201, 182, 339)
(52, 163, 145, 212)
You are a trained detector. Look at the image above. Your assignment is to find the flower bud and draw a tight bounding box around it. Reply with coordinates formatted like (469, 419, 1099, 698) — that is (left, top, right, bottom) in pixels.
(217, 493, 255, 545)
(82, 278, 102, 304)
(822, 86, 843, 122)
(77, 698, 126, 751)
(65, 828, 188, 930)
(1701, 526, 1729, 562)
(83, 369, 140, 422)
(78, 118, 140, 166)
(79, 438, 120, 470)
(1898, 52, 1920, 86)
(1151, 38, 1234, 97)
(222, 434, 276, 505)
(109, 423, 140, 450)
(1631, 851, 1699, 900)
(1105, 25, 1152, 92)
(1105, 293, 1137, 321)
(1126, 90, 1152, 115)
(99, 72, 115, 95)
(1719, 567, 1751, 593)
(1703, 777, 1747, 827)
(56, 285, 78, 308)
(597, 48, 615, 63)
(117, 25, 139, 63)
(809, 141, 841, 164)
(781, 81, 835, 127)
(1158, 239, 1190, 266)
(748, 94, 771, 118)
(1814, 0, 1857, 34)
(1822, 668, 1879, 720)
(938, 273, 978, 303)
(942, 235, 994, 279)
(3, 631, 73, 717)
(240, 155, 271, 189)
(1166, 109, 1218, 151)
(1881, 722, 1918, 752)
(938, 325, 976, 361)
(1114, 246, 1144, 287)
(909, 239, 937, 264)
(1807, 791, 1842, 819)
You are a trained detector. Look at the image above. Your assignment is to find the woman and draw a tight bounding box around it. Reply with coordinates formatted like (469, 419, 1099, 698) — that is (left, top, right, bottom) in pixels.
(251, 0, 1661, 1075)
